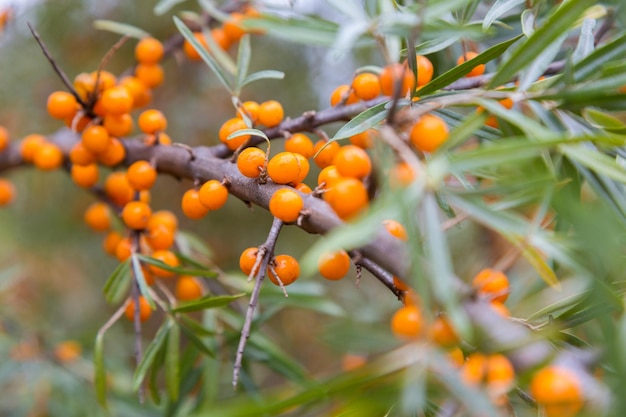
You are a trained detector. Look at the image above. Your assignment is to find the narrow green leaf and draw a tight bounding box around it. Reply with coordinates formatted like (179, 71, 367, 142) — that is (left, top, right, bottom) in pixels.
(241, 15, 340, 47)
(166, 323, 180, 401)
(136, 254, 218, 277)
(173, 16, 233, 93)
(154, 0, 187, 15)
(414, 36, 460, 55)
(327, 0, 367, 20)
(94, 332, 107, 407)
(520, 9, 535, 37)
(571, 32, 626, 83)
(93, 20, 150, 39)
(473, 98, 549, 137)
(562, 144, 626, 185)
(331, 100, 389, 140)
(482, 0, 525, 30)
(439, 111, 489, 152)
(178, 314, 215, 337)
(583, 108, 626, 133)
(511, 236, 560, 289)
(235, 35, 251, 93)
(489, 0, 596, 87)
(572, 18, 596, 63)
(171, 293, 245, 313)
(517, 33, 566, 91)
(198, 0, 233, 22)
(179, 323, 216, 357)
(133, 321, 170, 391)
(227, 128, 268, 142)
(239, 70, 285, 89)
(201, 26, 237, 74)
(103, 259, 131, 304)
(131, 254, 155, 309)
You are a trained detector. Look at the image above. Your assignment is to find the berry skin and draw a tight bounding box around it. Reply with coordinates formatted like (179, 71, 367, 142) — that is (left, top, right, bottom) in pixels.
(293, 153, 310, 183)
(84, 202, 111, 232)
(127, 160, 157, 191)
(124, 296, 152, 322)
(145, 222, 175, 251)
(239, 247, 259, 275)
(0, 126, 8, 151)
(0, 178, 15, 206)
(104, 171, 135, 206)
(181, 189, 209, 220)
(412, 55, 434, 87)
(176, 275, 204, 301)
(457, 51, 485, 77)
(269, 188, 303, 223)
(429, 315, 458, 347)
(47, 91, 78, 119)
(121, 201, 152, 230)
(198, 180, 228, 210)
(318, 250, 351, 280)
(390, 162, 416, 186)
(268, 254, 300, 286)
(135, 63, 164, 89)
(267, 152, 303, 185)
(54, 340, 82, 364)
(223, 12, 246, 42)
(383, 219, 408, 241)
(409, 113, 449, 153)
(237, 147, 266, 178)
(71, 163, 99, 188)
(460, 353, 515, 403)
(317, 165, 343, 189)
(333, 145, 372, 180)
(138, 109, 167, 134)
(257, 100, 284, 127)
(20, 134, 47, 163)
(236, 100, 259, 123)
(285, 133, 314, 158)
(33, 143, 63, 170)
(97, 137, 126, 167)
(330, 84, 358, 107)
(379, 63, 413, 97)
(135, 37, 164, 65)
(103, 230, 123, 256)
(183, 32, 208, 61)
(530, 366, 584, 417)
(219, 117, 250, 151)
(472, 268, 510, 303)
(119, 76, 152, 109)
(211, 27, 232, 51)
(149, 210, 178, 233)
(103, 113, 134, 137)
(115, 237, 132, 262)
(149, 250, 179, 278)
(391, 305, 423, 339)
(101, 86, 133, 115)
(352, 73, 381, 100)
(349, 129, 375, 149)
(313, 140, 341, 169)
(294, 182, 312, 194)
(323, 177, 369, 220)
(82, 125, 111, 155)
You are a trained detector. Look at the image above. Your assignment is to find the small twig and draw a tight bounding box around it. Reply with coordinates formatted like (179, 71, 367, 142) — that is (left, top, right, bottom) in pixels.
(130, 230, 144, 404)
(27, 22, 88, 108)
(233, 217, 284, 388)
(91, 35, 130, 105)
(351, 251, 403, 300)
(441, 213, 469, 231)
(268, 264, 289, 297)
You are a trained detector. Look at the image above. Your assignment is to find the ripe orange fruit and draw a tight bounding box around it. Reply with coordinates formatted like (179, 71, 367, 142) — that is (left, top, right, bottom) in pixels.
(198, 180, 228, 210)
(285, 133, 314, 158)
(84, 202, 111, 232)
(429, 315, 459, 347)
(103, 113, 134, 137)
(352, 72, 381, 100)
(223, 12, 246, 42)
(47, 91, 78, 119)
(294, 182, 312, 194)
(71, 163, 99, 188)
(530, 366, 584, 417)
(236, 100, 259, 123)
(333, 145, 372, 179)
(101, 86, 133, 115)
(183, 32, 207, 61)
(145, 222, 175, 251)
(267, 152, 303, 185)
(269, 188, 303, 223)
(317, 165, 343, 189)
(219, 117, 250, 151)
(413, 55, 434, 87)
(457, 51, 485, 77)
(313, 140, 340, 169)
(124, 296, 152, 322)
(138, 109, 167, 134)
(0, 126, 8, 151)
(293, 153, 310, 183)
(92, 70, 117, 92)
(379, 63, 413, 97)
(318, 250, 351, 280)
(472, 268, 510, 303)
(127, 160, 157, 191)
(268, 254, 300, 286)
(323, 177, 369, 220)
(104, 171, 135, 206)
(115, 237, 132, 262)
(0, 178, 15, 206)
(383, 219, 408, 241)
(82, 125, 112, 155)
(119, 76, 152, 109)
(330, 84, 358, 107)
(149, 210, 178, 233)
(121, 201, 152, 230)
(258, 100, 284, 127)
(390, 161, 416, 186)
(69, 142, 96, 166)
(33, 143, 63, 170)
(135, 37, 164, 65)
(239, 247, 259, 276)
(349, 129, 375, 149)
(181, 189, 209, 219)
(20, 134, 47, 163)
(341, 353, 367, 371)
(211, 27, 232, 51)
(176, 275, 204, 301)
(237, 147, 266, 178)
(461, 353, 515, 403)
(409, 113, 449, 153)
(135, 63, 164, 89)
(391, 305, 423, 339)
(54, 340, 82, 363)
(97, 137, 126, 167)
(103, 230, 123, 256)
(149, 249, 179, 278)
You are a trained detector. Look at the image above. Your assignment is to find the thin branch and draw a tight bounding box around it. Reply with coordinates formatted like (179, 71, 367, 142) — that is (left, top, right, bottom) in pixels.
(130, 230, 144, 404)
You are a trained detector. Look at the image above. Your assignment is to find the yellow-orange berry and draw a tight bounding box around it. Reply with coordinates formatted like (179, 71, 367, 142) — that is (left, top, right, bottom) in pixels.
(429, 315, 459, 347)
(219, 117, 250, 150)
(20, 134, 46, 163)
(341, 353, 367, 371)
(101, 86, 133, 115)
(103, 113, 134, 137)
(390, 161, 416, 186)
(530, 366, 584, 417)
(472, 268, 510, 303)
(138, 109, 167, 134)
(285, 133, 314, 158)
(47, 91, 78, 120)
(198, 180, 228, 210)
(84, 202, 111, 232)
(317, 165, 343, 189)
(349, 129, 375, 149)
(149, 210, 178, 233)
(457, 51, 485, 77)
(268, 254, 300, 286)
(69, 142, 95, 166)
(239, 247, 259, 276)
(352, 73, 381, 101)
(145, 222, 175, 251)
(176, 275, 204, 301)
(125, 296, 152, 322)
(0, 126, 8, 151)
(183, 32, 207, 61)
(115, 237, 132, 262)
(82, 125, 111, 155)
(313, 140, 341, 169)
(135, 63, 164, 89)
(318, 250, 351, 280)
(269, 188, 303, 223)
(103, 230, 123, 256)
(383, 219, 408, 241)
(330, 84, 358, 107)
(323, 177, 369, 220)
(149, 249, 179, 278)
(121, 201, 152, 230)
(135, 37, 164, 65)
(104, 171, 135, 206)
(33, 143, 63, 170)
(257, 100, 284, 127)
(293, 153, 310, 183)
(54, 340, 82, 363)
(119, 76, 152, 109)
(391, 305, 423, 339)
(237, 147, 265, 178)
(333, 145, 371, 179)
(379, 63, 413, 97)
(223, 12, 246, 42)
(294, 182, 312, 194)
(409, 113, 449, 153)
(71, 163, 99, 188)
(211, 27, 232, 51)
(236, 100, 259, 123)
(413, 55, 434, 87)
(127, 160, 157, 191)
(0, 178, 15, 206)
(181, 189, 209, 220)
(267, 152, 302, 185)
(97, 137, 126, 167)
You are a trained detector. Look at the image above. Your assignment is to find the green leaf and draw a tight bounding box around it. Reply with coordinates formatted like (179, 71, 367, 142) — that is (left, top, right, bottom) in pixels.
(133, 321, 170, 391)
(583, 108, 626, 133)
(561, 145, 626, 185)
(131, 254, 155, 309)
(166, 323, 180, 401)
(419, 35, 523, 96)
(571, 32, 626, 83)
(331, 100, 389, 140)
(489, 0, 596, 87)
(171, 293, 245, 313)
(137, 254, 218, 277)
(102, 260, 131, 304)
(94, 332, 107, 407)
(93, 20, 150, 39)
(154, 0, 187, 15)
(482, 0, 525, 30)
(179, 323, 216, 358)
(227, 128, 269, 142)
(239, 70, 286, 89)
(510, 236, 560, 289)
(473, 98, 549, 137)
(572, 18, 596, 63)
(235, 35, 251, 93)
(173, 16, 233, 93)
(414, 36, 461, 55)
(241, 15, 340, 47)
(198, 0, 232, 22)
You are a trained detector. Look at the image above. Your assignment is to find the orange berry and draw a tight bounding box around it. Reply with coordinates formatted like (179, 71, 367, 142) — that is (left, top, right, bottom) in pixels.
(135, 37, 164, 65)
(318, 250, 351, 280)
(269, 188, 303, 223)
(219, 117, 250, 151)
(84, 202, 111, 232)
(223, 13, 246, 42)
(460, 352, 488, 386)
(341, 353, 367, 371)
(490, 301, 510, 317)
(97, 137, 126, 167)
(267, 152, 303, 185)
(323, 177, 369, 220)
(294, 182, 312, 194)
(138, 109, 167, 134)
(333, 145, 371, 179)
(149, 210, 178, 233)
(92, 70, 117, 92)
(198, 179, 228, 210)
(33, 143, 63, 170)
(530, 366, 584, 417)
(121, 201, 152, 230)
(82, 125, 111, 155)
(351, 73, 381, 100)
(20, 134, 46, 163)
(103, 230, 123, 256)
(383, 219, 408, 241)
(0, 126, 8, 151)
(0, 178, 15, 206)
(104, 171, 135, 206)
(457, 51, 485, 77)
(115, 237, 132, 262)
(103, 113, 134, 137)
(447, 346, 465, 368)
(71, 163, 99, 188)
(149, 249, 179, 278)
(47, 91, 78, 119)
(330, 84, 358, 106)
(268, 254, 300, 286)
(239, 247, 259, 276)
(293, 153, 310, 183)
(237, 147, 266, 178)
(257, 100, 284, 127)
(390, 161, 416, 186)
(313, 140, 340, 169)
(66, 114, 93, 133)
(124, 296, 152, 322)
(236, 100, 259, 123)
(472, 268, 510, 303)
(176, 275, 204, 301)
(393, 276, 411, 292)
(119, 76, 152, 109)
(73, 72, 96, 101)
(379, 63, 413, 97)
(391, 305, 423, 339)
(349, 129, 375, 149)
(486, 353, 515, 395)
(144, 132, 172, 146)
(211, 27, 232, 51)
(135, 63, 164, 88)
(54, 340, 82, 363)
(181, 189, 209, 219)
(285, 133, 314, 158)
(429, 315, 458, 347)
(409, 113, 449, 153)
(100, 86, 133, 115)
(127, 160, 157, 191)
(183, 32, 207, 61)
(145, 222, 175, 250)
(414, 55, 434, 87)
